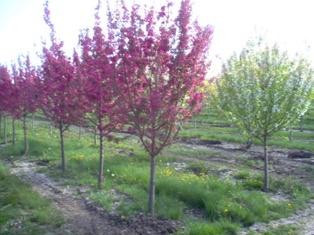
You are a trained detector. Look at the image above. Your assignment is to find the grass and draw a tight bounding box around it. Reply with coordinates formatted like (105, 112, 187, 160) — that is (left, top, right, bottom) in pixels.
(180, 127, 248, 145)
(0, 112, 313, 234)
(262, 224, 301, 235)
(185, 161, 211, 175)
(180, 101, 314, 152)
(247, 224, 301, 235)
(179, 125, 314, 152)
(90, 188, 117, 211)
(0, 162, 63, 234)
(155, 169, 307, 226)
(184, 220, 240, 235)
(201, 102, 314, 131)
(165, 144, 218, 159)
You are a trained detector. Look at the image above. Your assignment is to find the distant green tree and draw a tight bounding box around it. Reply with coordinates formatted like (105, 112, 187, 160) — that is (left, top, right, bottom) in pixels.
(212, 39, 314, 191)
(300, 91, 314, 132)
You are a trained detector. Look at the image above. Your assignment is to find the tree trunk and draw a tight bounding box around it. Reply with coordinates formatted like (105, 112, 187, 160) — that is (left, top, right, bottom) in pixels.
(94, 126, 97, 145)
(49, 122, 52, 135)
(207, 106, 210, 119)
(148, 154, 156, 215)
(12, 117, 15, 145)
(98, 129, 104, 189)
(23, 115, 28, 155)
(59, 124, 66, 174)
(3, 115, 7, 144)
(0, 113, 2, 142)
(263, 137, 269, 192)
(289, 130, 293, 141)
(289, 123, 293, 141)
(300, 115, 304, 132)
(245, 139, 252, 149)
(79, 126, 82, 140)
(31, 113, 34, 129)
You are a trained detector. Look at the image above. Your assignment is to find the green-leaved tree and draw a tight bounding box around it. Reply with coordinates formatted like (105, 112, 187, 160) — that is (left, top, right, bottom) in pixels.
(212, 40, 314, 191)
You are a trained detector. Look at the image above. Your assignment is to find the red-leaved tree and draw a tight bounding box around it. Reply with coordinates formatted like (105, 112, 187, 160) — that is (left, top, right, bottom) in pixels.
(11, 56, 39, 153)
(38, 1, 87, 173)
(110, 0, 213, 213)
(0, 65, 14, 144)
(9, 65, 21, 146)
(79, 1, 120, 188)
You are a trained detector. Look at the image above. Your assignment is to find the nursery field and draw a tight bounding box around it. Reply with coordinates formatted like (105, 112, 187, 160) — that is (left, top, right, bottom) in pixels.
(1, 103, 314, 235)
(1, 0, 314, 234)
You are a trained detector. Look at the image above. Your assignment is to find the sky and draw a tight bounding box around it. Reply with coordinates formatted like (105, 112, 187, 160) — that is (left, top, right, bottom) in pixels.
(0, 0, 314, 73)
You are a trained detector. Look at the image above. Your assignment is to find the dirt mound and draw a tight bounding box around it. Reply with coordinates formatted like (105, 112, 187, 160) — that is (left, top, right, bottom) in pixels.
(288, 150, 314, 159)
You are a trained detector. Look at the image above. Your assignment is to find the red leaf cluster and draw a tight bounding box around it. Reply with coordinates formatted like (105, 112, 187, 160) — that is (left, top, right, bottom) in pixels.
(110, 0, 213, 156)
(0, 66, 14, 115)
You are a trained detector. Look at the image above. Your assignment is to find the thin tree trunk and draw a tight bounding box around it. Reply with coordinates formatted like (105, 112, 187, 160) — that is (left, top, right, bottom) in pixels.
(245, 139, 252, 149)
(300, 115, 304, 132)
(148, 154, 156, 214)
(0, 113, 2, 142)
(263, 137, 269, 192)
(32, 113, 34, 129)
(98, 129, 104, 189)
(79, 126, 82, 140)
(3, 115, 7, 144)
(23, 115, 28, 155)
(59, 124, 66, 174)
(289, 123, 293, 141)
(207, 106, 210, 119)
(289, 130, 293, 141)
(12, 117, 15, 145)
(94, 126, 97, 145)
(49, 122, 52, 135)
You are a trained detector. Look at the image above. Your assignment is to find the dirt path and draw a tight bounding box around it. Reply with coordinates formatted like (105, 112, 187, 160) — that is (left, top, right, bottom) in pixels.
(4, 158, 181, 234)
(10, 162, 106, 235)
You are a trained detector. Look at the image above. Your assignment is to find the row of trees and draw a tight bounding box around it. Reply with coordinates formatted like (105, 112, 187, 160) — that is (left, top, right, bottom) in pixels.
(0, 0, 213, 214)
(0, 58, 38, 149)
(1, 0, 313, 213)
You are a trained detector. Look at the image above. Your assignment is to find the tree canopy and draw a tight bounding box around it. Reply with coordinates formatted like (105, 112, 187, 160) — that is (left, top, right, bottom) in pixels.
(212, 39, 314, 191)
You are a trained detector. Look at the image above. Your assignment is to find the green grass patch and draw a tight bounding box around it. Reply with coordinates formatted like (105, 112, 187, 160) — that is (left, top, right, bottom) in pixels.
(155, 170, 299, 227)
(262, 224, 301, 235)
(170, 143, 217, 155)
(185, 220, 240, 235)
(90, 189, 116, 211)
(185, 161, 210, 176)
(116, 184, 148, 215)
(0, 162, 63, 234)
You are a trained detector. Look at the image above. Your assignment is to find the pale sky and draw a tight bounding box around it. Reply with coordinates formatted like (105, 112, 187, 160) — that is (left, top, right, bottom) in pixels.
(0, 0, 313, 72)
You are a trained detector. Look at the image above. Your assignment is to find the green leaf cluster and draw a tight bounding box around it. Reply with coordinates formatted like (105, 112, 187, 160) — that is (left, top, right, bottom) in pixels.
(212, 40, 314, 142)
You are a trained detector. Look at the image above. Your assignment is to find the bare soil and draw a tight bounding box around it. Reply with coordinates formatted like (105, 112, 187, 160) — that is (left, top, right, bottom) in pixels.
(2, 140, 314, 234)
